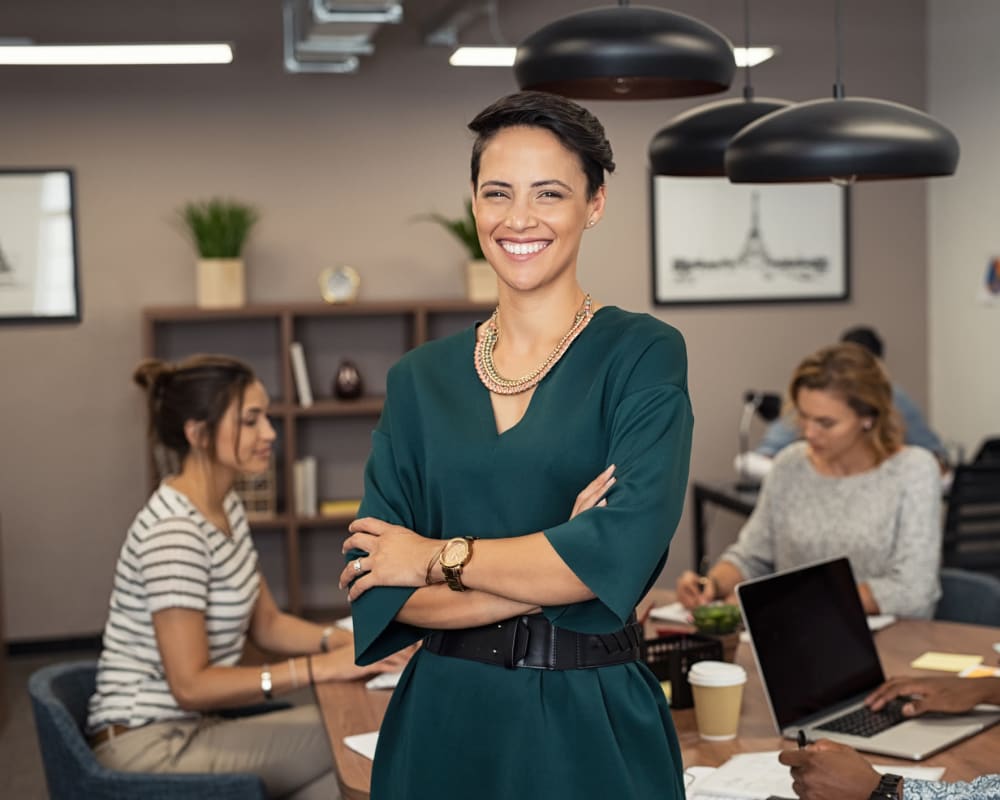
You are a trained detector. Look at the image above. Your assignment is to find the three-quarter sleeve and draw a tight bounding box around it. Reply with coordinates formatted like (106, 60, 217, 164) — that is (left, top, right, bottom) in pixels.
(542, 336, 694, 632)
(865, 448, 942, 618)
(348, 387, 429, 665)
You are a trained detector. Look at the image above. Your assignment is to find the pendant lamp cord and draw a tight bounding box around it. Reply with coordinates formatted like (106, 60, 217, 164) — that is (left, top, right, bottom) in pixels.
(833, 0, 845, 99)
(742, 0, 754, 101)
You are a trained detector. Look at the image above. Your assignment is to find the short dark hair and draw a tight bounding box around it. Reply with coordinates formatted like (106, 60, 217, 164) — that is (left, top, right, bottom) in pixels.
(134, 354, 255, 467)
(468, 90, 615, 199)
(840, 326, 884, 359)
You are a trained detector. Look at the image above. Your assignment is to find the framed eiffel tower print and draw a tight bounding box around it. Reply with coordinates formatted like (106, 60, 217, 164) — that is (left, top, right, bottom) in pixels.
(0, 168, 81, 324)
(650, 176, 849, 306)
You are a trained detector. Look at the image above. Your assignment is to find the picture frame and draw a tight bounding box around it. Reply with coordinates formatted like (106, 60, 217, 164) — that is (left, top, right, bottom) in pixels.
(650, 175, 850, 306)
(0, 167, 81, 323)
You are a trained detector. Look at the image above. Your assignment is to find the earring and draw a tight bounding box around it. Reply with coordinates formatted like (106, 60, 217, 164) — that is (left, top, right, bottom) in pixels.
(587, 218, 596, 228)
(863, 421, 873, 431)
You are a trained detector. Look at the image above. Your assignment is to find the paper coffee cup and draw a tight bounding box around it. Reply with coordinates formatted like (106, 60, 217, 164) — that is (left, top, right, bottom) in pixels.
(687, 660, 747, 741)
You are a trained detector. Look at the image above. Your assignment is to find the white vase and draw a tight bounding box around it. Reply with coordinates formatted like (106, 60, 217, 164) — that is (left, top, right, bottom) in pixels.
(196, 258, 246, 308)
(465, 259, 497, 303)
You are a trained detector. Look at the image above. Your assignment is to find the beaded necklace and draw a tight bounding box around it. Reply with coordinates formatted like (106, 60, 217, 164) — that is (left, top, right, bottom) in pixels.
(474, 294, 593, 395)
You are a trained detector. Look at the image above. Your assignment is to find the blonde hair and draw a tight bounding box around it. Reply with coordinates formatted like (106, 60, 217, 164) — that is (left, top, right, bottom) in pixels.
(789, 342, 903, 464)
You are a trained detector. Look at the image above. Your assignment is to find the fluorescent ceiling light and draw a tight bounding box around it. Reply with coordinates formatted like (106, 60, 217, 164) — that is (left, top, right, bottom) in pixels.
(450, 45, 776, 68)
(449, 46, 515, 67)
(0, 43, 234, 66)
(736, 47, 777, 68)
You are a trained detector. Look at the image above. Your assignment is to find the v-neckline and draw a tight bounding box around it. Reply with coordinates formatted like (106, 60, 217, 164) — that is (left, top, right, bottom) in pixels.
(475, 306, 610, 439)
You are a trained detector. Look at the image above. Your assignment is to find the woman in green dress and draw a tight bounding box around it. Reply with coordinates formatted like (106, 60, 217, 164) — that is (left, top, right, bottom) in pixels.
(338, 91, 694, 799)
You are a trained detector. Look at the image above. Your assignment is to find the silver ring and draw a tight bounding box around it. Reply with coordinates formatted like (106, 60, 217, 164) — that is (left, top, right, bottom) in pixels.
(353, 559, 363, 574)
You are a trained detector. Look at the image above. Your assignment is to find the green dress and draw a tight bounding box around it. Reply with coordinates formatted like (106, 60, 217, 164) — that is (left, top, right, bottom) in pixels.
(350, 306, 694, 799)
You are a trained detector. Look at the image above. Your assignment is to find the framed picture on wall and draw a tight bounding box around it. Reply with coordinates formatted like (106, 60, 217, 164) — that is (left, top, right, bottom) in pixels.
(0, 168, 81, 323)
(650, 175, 850, 306)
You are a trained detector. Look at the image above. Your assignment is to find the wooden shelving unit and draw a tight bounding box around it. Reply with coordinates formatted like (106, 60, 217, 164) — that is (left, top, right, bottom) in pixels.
(142, 299, 492, 614)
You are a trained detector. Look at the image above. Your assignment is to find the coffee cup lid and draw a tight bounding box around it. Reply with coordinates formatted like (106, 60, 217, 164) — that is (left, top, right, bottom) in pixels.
(687, 660, 747, 687)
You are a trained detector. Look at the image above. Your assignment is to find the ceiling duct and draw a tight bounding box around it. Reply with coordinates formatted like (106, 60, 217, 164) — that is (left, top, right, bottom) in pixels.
(283, 0, 403, 74)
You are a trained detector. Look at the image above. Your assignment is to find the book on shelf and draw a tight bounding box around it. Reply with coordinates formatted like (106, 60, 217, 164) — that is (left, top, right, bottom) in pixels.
(319, 498, 361, 517)
(293, 456, 317, 516)
(289, 341, 314, 408)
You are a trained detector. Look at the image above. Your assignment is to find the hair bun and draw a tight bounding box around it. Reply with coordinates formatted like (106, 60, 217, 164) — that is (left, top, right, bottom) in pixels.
(133, 358, 172, 392)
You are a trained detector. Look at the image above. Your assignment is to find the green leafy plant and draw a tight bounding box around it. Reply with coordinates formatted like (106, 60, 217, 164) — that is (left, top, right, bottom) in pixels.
(691, 603, 742, 635)
(179, 198, 259, 259)
(417, 198, 484, 260)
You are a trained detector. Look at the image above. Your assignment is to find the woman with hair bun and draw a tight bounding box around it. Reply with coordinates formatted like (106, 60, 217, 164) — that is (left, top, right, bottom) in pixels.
(678, 342, 942, 618)
(87, 354, 411, 798)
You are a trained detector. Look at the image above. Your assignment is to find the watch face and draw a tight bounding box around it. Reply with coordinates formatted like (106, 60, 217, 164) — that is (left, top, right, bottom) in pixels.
(441, 538, 469, 568)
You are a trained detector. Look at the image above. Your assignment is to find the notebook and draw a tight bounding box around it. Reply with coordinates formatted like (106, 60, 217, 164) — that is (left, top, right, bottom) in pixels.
(736, 556, 1000, 761)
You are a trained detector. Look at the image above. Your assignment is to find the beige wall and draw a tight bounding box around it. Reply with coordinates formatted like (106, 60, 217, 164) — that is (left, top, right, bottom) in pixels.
(0, 0, 934, 639)
(928, 0, 1000, 458)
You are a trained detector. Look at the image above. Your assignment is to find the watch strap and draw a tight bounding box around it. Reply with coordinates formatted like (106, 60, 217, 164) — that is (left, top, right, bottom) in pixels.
(869, 773, 902, 800)
(319, 625, 335, 653)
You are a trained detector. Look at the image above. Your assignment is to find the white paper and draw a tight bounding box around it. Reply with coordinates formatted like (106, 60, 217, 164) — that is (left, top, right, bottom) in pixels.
(650, 601, 691, 624)
(335, 615, 354, 632)
(686, 752, 946, 800)
(365, 671, 402, 690)
(867, 614, 897, 632)
(343, 730, 379, 760)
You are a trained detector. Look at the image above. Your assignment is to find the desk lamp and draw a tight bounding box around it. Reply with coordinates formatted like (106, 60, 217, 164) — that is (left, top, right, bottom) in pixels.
(736, 390, 782, 490)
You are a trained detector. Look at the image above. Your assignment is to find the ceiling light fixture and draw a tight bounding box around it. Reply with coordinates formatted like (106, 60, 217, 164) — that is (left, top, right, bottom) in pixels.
(725, 0, 959, 183)
(649, 0, 790, 176)
(0, 42, 233, 66)
(514, 1, 735, 100)
(451, 45, 774, 69)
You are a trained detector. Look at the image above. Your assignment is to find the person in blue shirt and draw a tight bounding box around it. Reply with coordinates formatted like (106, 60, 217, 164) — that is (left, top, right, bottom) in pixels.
(755, 326, 948, 464)
(780, 675, 1000, 799)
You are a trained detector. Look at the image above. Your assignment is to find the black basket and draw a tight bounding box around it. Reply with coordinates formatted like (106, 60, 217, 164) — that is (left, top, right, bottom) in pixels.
(641, 633, 723, 709)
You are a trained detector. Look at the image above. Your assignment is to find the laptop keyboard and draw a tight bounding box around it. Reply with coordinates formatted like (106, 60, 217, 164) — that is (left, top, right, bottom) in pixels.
(815, 698, 908, 738)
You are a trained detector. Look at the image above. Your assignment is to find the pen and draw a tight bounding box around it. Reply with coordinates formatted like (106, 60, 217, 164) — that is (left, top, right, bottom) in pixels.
(797, 729, 808, 749)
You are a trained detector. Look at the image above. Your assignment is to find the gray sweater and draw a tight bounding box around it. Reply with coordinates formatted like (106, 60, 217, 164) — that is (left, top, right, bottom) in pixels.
(722, 442, 942, 618)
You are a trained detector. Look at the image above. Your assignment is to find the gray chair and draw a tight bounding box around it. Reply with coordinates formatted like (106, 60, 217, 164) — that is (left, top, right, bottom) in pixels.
(934, 567, 1000, 626)
(28, 660, 269, 799)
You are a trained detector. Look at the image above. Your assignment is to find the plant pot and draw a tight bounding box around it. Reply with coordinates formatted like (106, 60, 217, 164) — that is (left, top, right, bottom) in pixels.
(197, 258, 245, 308)
(465, 259, 497, 303)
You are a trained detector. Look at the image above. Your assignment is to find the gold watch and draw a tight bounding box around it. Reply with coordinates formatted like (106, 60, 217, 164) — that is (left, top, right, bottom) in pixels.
(439, 536, 474, 592)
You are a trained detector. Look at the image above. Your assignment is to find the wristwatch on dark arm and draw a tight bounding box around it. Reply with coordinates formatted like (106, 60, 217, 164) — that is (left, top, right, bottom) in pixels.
(869, 773, 902, 800)
(439, 536, 474, 591)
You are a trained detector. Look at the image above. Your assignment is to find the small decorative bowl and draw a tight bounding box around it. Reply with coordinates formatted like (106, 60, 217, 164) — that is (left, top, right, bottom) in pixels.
(691, 603, 742, 635)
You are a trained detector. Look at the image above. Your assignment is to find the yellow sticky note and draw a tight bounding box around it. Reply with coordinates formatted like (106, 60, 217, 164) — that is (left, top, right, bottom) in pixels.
(910, 651, 983, 672)
(660, 680, 672, 702)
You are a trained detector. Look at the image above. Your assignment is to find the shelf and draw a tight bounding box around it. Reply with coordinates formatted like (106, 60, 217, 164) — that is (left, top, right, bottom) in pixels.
(294, 397, 384, 417)
(143, 298, 488, 615)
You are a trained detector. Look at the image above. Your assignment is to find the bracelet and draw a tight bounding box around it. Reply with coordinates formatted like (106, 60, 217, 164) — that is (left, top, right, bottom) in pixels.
(319, 625, 335, 653)
(288, 657, 300, 690)
(306, 654, 315, 687)
(260, 665, 273, 700)
(425, 544, 447, 586)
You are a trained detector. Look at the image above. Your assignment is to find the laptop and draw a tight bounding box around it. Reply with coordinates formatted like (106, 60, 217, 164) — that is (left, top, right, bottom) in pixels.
(736, 556, 1000, 760)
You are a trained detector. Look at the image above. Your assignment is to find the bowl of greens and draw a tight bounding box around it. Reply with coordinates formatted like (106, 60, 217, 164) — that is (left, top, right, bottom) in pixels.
(690, 603, 742, 635)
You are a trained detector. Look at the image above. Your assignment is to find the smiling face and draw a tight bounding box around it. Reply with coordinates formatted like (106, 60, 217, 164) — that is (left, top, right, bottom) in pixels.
(213, 379, 276, 477)
(471, 125, 605, 295)
(794, 386, 872, 465)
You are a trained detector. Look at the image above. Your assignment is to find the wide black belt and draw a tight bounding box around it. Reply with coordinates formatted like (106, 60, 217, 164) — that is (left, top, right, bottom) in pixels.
(423, 613, 642, 670)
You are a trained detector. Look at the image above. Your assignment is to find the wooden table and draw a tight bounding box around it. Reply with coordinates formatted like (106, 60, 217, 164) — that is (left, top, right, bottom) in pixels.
(316, 616, 1000, 799)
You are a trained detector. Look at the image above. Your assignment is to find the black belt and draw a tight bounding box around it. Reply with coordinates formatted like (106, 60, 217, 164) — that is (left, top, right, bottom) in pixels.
(423, 613, 642, 670)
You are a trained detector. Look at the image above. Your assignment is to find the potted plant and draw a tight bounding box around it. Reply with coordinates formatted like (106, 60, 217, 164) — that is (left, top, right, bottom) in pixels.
(419, 199, 496, 303)
(179, 198, 259, 308)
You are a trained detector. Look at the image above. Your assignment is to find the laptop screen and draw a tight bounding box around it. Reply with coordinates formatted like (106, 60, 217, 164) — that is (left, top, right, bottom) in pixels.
(737, 557, 886, 729)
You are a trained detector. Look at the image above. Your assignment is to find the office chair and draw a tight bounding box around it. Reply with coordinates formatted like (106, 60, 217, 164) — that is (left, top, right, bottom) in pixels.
(973, 436, 1000, 464)
(28, 660, 269, 799)
(941, 463, 1000, 578)
(934, 568, 1000, 626)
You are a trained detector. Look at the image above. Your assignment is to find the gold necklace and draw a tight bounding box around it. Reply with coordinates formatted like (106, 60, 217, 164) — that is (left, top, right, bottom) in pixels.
(474, 294, 593, 395)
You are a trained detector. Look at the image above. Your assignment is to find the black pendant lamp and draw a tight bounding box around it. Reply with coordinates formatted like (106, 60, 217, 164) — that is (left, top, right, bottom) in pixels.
(725, 0, 959, 183)
(514, 2, 735, 101)
(649, 0, 791, 175)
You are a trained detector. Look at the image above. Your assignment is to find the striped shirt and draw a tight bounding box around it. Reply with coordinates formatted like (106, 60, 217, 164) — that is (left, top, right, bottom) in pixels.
(86, 483, 261, 734)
